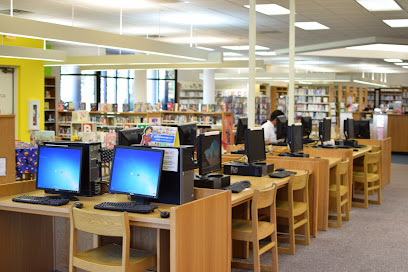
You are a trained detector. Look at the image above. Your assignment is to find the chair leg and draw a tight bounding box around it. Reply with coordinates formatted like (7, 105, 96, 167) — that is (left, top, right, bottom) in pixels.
(304, 210, 310, 245)
(253, 241, 261, 272)
(336, 195, 342, 227)
(378, 185, 382, 204)
(343, 196, 350, 222)
(271, 232, 278, 272)
(364, 182, 369, 208)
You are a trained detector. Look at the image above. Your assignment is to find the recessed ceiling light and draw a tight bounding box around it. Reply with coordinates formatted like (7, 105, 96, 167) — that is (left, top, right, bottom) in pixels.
(394, 62, 408, 65)
(255, 51, 276, 56)
(295, 22, 329, 30)
(223, 52, 242, 57)
(356, 0, 401, 11)
(221, 45, 269, 50)
(347, 44, 408, 52)
(243, 4, 290, 15)
(384, 59, 402, 62)
(383, 19, 408, 28)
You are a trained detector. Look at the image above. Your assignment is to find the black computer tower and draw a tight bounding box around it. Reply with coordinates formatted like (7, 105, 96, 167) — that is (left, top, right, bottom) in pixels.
(44, 141, 102, 196)
(138, 145, 195, 205)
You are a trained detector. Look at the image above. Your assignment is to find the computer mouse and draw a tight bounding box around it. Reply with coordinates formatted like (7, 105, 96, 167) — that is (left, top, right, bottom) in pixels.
(160, 211, 170, 218)
(74, 202, 83, 209)
(353, 149, 359, 152)
(275, 168, 285, 172)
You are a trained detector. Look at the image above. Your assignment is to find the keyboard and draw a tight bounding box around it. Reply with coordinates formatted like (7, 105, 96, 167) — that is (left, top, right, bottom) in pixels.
(354, 144, 366, 148)
(336, 145, 352, 149)
(94, 202, 158, 214)
(12, 195, 70, 206)
(223, 180, 251, 193)
(269, 171, 297, 179)
(271, 142, 288, 146)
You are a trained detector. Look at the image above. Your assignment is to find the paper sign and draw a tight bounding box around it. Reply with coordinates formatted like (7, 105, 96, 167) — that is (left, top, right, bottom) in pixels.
(152, 148, 179, 172)
(0, 158, 6, 176)
(82, 123, 94, 133)
(140, 126, 179, 147)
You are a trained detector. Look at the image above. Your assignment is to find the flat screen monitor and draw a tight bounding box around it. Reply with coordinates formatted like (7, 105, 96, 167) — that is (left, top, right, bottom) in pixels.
(197, 132, 221, 176)
(344, 118, 355, 140)
(109, 146, 164, 204)
(319, 118, 331, 143)
(276, 116, 288, 140)
(166, 122, 197, 146)
(301, 116, 312, 138)
(234, 117, 248, 145)
(353, 120, 370, 139)
(288, 124, 303, 153)
(118, 127, 145, 146)
(36, 145, 83, 199)
(245, 128, 266, 163)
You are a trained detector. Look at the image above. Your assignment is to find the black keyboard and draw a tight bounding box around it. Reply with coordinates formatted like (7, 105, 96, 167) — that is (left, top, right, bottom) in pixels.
(12, 195, 70, 206)
(271, 142, 288, 146)
(94, 202, 158, 214)
(269, 171, 297, 179)
(223, 180, 251, 193)
(336, 145, 352, 149)
(354, 144, 366, 148)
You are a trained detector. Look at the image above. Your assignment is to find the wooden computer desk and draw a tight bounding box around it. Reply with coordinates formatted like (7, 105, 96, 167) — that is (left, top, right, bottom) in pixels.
(0, 188, 231, 272)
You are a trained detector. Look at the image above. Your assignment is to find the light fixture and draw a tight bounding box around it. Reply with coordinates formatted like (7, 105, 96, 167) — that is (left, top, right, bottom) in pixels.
(0, 44, 65, 62)
(394, 62, 408, 65)
(161, 36, 228, 44)
(295, 22, 329, 30)
(223, 52, 242, 57)
(384, 58, 403, 62)
(196, 46, 214, 51)
(243, 4, 290, 15)
(402, 66, 408, 68)
(255, 51, 277, 56)
(356, 0, 401, 11)
(347, 44, 408, 52)
(221, 45, 269, 50)
(353, 80, 387, 87)
(383, 19, 408, 28)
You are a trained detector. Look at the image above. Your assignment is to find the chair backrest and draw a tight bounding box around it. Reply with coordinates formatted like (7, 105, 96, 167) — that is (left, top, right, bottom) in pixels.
(365, 150, 381, 166)
(337, 158, 349, 177)
(70, 207, 128, 237)
(370, 145, 381, 153)
(292, 171, 309, 191)
(253, 184, 277, 210)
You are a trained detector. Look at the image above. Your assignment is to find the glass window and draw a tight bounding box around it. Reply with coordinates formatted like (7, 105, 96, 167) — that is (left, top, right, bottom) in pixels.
(80, 71, 96, 111)
(147, 69, 177, 110)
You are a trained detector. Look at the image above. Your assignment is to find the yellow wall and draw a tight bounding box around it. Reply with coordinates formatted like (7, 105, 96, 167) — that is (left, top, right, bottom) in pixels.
(0, 36, 45, 142)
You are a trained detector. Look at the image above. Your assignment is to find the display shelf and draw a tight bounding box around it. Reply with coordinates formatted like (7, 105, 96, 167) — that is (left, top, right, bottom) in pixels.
(178, 81, 203, 105)
(44, 76, 56, 132)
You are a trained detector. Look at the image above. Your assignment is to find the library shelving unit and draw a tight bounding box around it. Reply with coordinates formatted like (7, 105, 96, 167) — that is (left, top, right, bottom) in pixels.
(89, 111, 148, 131)
(215, 96, 247, 124)
(367, 88, 401, 109)
(402, 88, 408, 113)
(178, 81, 203, 105)
(295, 87, 330, 121)
(255, 96, 270, 124)
(57, 111, 73, 139)
(44, 76, 57, 131)
(270, 86, 288, 111)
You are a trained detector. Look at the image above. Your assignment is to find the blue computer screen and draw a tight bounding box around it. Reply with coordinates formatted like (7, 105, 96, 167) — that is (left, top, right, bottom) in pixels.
(36, 146, 82, 193)
(109, 147, 163, 198)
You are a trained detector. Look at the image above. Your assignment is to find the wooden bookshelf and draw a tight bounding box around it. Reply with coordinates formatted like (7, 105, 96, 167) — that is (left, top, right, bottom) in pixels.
(44, 77, 56, 131)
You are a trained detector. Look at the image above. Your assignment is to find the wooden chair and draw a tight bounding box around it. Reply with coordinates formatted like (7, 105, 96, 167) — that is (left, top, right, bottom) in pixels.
(352, 150, 382, 208)
(276, 171, 310, 255)
(231, 184, 278, 272)
(329, 158, 350, 228)
(69, 207, 156, 272)
(354, 145, 381, 173)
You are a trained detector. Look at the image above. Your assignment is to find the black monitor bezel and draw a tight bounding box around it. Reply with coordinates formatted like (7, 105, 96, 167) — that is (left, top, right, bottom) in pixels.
(344, 118, 355, 140)
(245, 128, 266, 164)
(197, 132, 222, 176)
(36, 145, 83, 195)
(301, 116, 313, 138)
(234, 117, 248, 145)
(276, 115, 288, 140)
(288, 124, 303, 153)
(178, 122, 197, 146)
(118, 127, 145, 146)
(354, 120, 370, 139)
(108, 145, 164, 200)
(319, 118, 331, 143)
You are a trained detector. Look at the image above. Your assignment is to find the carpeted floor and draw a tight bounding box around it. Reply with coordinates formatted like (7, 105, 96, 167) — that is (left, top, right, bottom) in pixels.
(391, 153, 408, 164)
(232, 163, 408, 272)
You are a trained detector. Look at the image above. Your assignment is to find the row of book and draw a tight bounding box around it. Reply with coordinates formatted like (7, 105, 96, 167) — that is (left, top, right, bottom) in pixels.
(216, 96, 247, 104)
(295, 88, 328, 96)
(296, 104, 330, 112)
(296, 111, 328, 120)
(59, 115, 72, 123)
(162, 114, 223, 125)
(90, 116, 144, 125)
(296, 96, 329, 103)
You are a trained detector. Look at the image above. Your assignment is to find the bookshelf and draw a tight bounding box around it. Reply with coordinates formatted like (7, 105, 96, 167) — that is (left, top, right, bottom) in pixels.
(270, 86, 288, 111)
(44, 76, 56, 131)
(294, 87, 330, 121)
(178, 81, 203, 105)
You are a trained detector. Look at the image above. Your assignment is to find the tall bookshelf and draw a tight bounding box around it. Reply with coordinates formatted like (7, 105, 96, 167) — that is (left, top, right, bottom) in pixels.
(294, 87, 330, 121)
(178, 81, 203, 105)
(44, 76, 57, 131)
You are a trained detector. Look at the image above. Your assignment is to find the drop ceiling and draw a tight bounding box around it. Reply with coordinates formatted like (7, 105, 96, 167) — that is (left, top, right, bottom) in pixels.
(1, 0, 408, 75)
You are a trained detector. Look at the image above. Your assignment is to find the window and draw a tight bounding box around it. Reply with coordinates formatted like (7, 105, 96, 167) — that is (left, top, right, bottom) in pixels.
(147, 69, 177, 109)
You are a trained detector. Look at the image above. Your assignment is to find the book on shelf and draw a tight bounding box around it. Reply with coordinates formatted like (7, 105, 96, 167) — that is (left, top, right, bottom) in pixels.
(123, 104, 129, 112)
(44, 102, 49, 110)
(167, 103, 174, 111)
(112, 103, 118, 112)
(154, 103, 161, 112)
(179, 104, 188, 111)
(45, 90, 52, 98)
(202, 104, 208, 112)
(67, 102, 75, 111)
(145, 103, 153, 112)
(78, 102, 86, 111)
(90, 103, 98, 111)
(174, 103, 179, 112)
(105, 133, 117, 149)
(58, 102, 64, 111)
(106, 103, 113, 112)
(100, 103, 108, 112)
(133, 103, 142, 112)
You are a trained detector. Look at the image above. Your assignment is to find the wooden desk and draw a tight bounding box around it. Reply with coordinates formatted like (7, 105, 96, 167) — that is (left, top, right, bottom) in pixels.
(0, 189, 231, 272)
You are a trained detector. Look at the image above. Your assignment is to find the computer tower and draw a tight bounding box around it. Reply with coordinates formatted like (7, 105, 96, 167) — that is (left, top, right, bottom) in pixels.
(44, 141, 102, 196)
(139, 145, 195, 205)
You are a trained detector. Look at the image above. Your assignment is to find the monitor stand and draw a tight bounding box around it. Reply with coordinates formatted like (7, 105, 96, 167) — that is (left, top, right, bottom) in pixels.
(194, 173, 231, 189)
(129, 195, 151, 205)
(44, 192, 79, 201)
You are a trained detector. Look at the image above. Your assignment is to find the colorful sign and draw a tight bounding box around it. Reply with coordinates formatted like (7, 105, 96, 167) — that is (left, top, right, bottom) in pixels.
(140, 126, 179, 147)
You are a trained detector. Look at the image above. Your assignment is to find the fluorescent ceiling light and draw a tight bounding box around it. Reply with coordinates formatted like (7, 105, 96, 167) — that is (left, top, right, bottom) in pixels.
(356, 0, 401, 11)
(255, 51, 276, 56)
(0, 44, 65, 62)
(196, 46, 214, 51)
(384, 59, 403, 62)
(244, 4, 290, 15)
(402, 66, 408, 68)
(347, 44, 408, 52)
(383, 19, 408, 28)
(223, 52, 242, 57)
(161, 36, 228, 44)
(353, 80, 388, 87)
(295, 22, 329, 30)
(75, 0, 155, 9)
(221, 45, 269, 50)
(394, 62, 408, 65)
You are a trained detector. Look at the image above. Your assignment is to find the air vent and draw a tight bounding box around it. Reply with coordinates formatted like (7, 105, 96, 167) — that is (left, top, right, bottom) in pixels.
(0, 9, 32, 15)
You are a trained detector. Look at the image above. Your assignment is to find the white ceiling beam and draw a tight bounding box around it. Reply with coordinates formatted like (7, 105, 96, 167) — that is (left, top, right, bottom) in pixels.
(300, 48, 408, 60)
(0, 14, 209, 61)
(0, 44, 66, 61)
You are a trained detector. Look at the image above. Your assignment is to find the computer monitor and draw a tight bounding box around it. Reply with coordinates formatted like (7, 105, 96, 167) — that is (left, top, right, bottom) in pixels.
(245, 128, 266, 164)
(288, 124, 304, 153)
(344, 118, 355, 140)
(353, 120, 370, 139)
(109, 146, 164, 204)
(197, 132, 221, 176)
(234, 117, 248, 145)
(118, 127, 145, 146)
(36, 145, 83, 200)
(166, 122, 197, 146)
(276, 116, 288, 141)
(301, 116, 313, 138)
(319, 118, 331, 143)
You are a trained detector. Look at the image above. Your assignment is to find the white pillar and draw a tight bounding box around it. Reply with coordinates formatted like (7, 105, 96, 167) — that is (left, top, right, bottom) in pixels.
(288, 0, 296, 125)
(248, 0, 256, 128)
(203, 69, 215, 104)
(134, 70, 147, 103)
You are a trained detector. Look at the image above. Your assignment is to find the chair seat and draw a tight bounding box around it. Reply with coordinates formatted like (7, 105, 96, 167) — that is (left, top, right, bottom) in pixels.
(329, 184, 348, 196)
(353, 172, 380, 182)
(276, 200, 307, 217)
(75, 243, 156, 268)
(232, 219, 275, 241)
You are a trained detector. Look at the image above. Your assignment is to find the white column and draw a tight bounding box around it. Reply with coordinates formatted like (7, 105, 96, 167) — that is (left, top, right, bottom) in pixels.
(288, 0, 296, 125)
(248, 0, 256, 128)
(203, 69, 215, 104)
(134, 70, 147, 103)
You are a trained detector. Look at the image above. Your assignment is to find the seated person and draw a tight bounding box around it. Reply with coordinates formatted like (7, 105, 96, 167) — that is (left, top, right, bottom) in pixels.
(261, 110, 285, 144)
